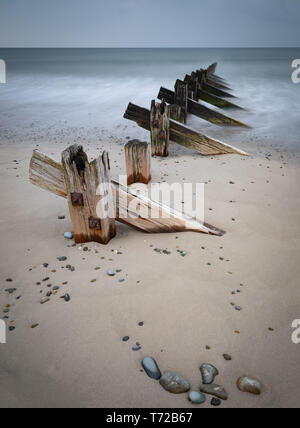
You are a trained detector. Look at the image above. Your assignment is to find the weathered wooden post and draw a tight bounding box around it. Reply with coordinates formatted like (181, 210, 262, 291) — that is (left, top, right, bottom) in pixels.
(168, 104, 184, 124)
(61, 145, 116, 245)
(150, 99, 169, 157)
(125, 139, 151, 185)
(174, 80, 188, 123)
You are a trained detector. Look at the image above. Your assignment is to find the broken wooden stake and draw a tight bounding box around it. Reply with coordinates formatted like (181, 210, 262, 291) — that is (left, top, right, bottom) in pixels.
(60, 145, 116, 245)
(158, 87, 249, 127)
(124, 103, 249, 156)
(150, 99, 169, 157)
(174, 80, 188, 123)
(125, 139, 151, 185)
(29, 150, 224, 237)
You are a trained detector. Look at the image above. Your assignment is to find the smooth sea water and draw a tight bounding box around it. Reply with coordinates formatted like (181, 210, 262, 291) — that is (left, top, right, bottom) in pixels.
(0, 48, 299, 150)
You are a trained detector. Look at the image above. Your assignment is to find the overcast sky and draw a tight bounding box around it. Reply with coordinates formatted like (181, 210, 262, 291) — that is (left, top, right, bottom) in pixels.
(0, 0, 299, 48)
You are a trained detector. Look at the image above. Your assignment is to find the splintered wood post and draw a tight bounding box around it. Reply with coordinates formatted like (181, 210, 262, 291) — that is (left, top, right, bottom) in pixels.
(125, 139, 151, 185)
(150, 100, 169, 157)
(61, 145, 116, 245)
(168, 104, 184, 124)
(174, 80, 188, 123)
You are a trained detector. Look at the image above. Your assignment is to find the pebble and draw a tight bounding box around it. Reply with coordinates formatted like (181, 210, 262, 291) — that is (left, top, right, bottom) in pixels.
(58, 216, 65, 220)
(200, 364, 219, 384)
(138, 322, 144, 327)
(142, 357, 162, 380)
(132, 346, 141, 351)
(6, 278, 13, 282)
(223, 354, 232, 361)
(57, 256, 67, 262)
(122, 336, 130, 342)
(8, 326, 15, 332)
(5, 288, 16, 294)
(52, 286, 59, 291)
(159, 372, 190, 394)
(237, 376, 262, 395)
(40, 297, 50, 304)
(119, 279, 125, 283)
(64, 294, 71, 302)
(235, 306, 242, 311)
(46, 291, 52, 297)
(200, 384, 228, 400)
(188, 391, 206, 405)
(31, 323, 39, 329)
(211, 398, 221, 407)
(64, 232, 73, 240)
(107, 270, 116, 277)
(116, 269, 122, 273)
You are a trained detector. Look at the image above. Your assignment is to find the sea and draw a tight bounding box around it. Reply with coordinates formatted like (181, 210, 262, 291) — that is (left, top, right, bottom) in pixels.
(0, 48, 299, 151)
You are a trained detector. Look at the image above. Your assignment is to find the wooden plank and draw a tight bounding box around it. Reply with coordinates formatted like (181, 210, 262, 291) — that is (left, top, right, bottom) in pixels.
(197, 89, 244, 110)
(150, 100, 169, 157)
(202, 81, 235, 98)
(125, 140, 151, 185)
(113, 181, 224, 236)
(124, 103, 249, 156)
(206, 78, 232, 91)
(61, 145, 116, 245)
(29, 151, 224, 236)
(158, 87, 249, 127)
(29, 150, 67, 198)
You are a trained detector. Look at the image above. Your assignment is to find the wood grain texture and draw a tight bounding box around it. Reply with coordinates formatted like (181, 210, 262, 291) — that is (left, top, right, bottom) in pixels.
(174, 80, 188, 123)
(29, 150, 67, 198)
(150, 100, 169, 157)
(112, 181, 224, 236)
(61, 145, 116, 245)
(125, 140, 151, 185)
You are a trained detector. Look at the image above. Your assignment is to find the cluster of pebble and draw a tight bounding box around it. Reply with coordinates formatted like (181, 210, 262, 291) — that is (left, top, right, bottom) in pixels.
(141, 357, 262, 407)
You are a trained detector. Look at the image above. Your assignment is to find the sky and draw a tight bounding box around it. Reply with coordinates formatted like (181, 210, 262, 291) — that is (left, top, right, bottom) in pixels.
(0, 0, 299, 48)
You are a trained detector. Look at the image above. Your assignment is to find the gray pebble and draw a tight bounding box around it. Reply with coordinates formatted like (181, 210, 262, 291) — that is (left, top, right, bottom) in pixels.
(188, 391, 206, 405)
(200, 364, 219, 385)
(107, 270, 115, 277)
(64, 294, 71, 302)
(132, 346, 141, 351)
(142, 357, 161, 380)
(122, 336, 130, 342)
(211, 398, 221, 406)
(40, 297, 50, 304)
(64, 232, 73, 240)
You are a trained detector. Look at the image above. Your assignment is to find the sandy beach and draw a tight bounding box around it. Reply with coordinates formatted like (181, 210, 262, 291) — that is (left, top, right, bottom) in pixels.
(1, 120, 300, 408)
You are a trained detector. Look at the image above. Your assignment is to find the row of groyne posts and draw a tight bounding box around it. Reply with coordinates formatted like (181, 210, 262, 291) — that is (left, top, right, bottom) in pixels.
(29, 63, 249, 245)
